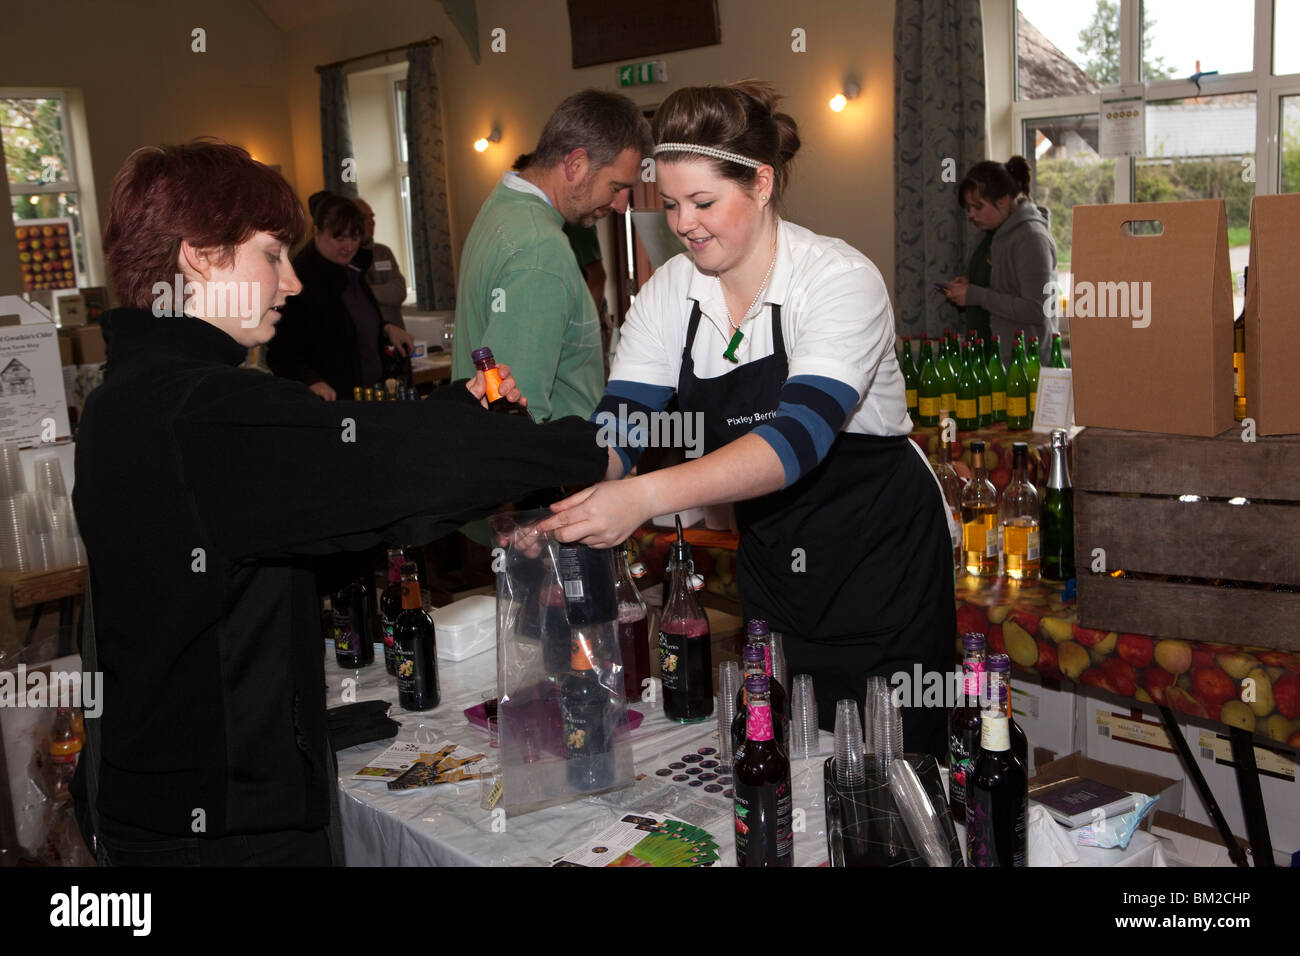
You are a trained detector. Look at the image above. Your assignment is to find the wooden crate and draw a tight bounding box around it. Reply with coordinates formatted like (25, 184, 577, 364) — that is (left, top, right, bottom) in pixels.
(1074, 427, 1300, 649)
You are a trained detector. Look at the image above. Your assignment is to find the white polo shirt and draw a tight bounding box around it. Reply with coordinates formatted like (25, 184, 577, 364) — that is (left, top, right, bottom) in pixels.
(610, 218, 913, 438)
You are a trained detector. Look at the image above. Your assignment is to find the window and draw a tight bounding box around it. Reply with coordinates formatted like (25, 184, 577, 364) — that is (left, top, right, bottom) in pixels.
(1011, 0, 1300, 312)
(393, 79, 416, 294)
(2, 93, 87, 292)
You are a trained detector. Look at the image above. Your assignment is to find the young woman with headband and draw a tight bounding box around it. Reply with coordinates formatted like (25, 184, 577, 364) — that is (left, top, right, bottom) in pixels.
(540, 82, 956, 754)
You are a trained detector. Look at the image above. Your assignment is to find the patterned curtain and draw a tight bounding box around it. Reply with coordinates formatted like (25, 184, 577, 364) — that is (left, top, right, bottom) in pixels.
(893, 0, 986, 339)
(319, 66, 358, 199)
(406, 44, 456, 310)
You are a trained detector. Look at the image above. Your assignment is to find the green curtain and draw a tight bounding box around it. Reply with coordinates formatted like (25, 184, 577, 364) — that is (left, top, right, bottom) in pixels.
(319, 66, 358, 199)
(893, 0, 987, 338)
(406, 44, 456, 311)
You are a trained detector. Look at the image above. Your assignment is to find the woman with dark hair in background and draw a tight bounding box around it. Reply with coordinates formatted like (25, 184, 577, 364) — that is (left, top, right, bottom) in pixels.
(944, 156, 1058, 365)
(73, 141, 605, 865)
(539, 82, 956, 757)
(267, 193, 414, 400)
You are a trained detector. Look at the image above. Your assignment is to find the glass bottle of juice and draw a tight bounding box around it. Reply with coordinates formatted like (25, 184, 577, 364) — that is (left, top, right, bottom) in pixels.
(999, 442, 1041, 582)
(959, 440, 999, 577)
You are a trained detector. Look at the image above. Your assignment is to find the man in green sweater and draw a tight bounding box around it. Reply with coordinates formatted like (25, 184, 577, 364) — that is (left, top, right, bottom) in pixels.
(452, 90, 650, 422)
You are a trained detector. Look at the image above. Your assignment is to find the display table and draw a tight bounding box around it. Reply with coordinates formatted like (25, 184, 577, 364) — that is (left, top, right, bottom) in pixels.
(333, 647, 1165, 867)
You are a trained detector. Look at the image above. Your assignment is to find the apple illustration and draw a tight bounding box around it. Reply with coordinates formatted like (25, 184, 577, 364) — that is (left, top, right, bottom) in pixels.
(1116, 633, 1154, 669)
(1100, 657, 1138, 697)
(1007, 608, 1040, 636)
(987, 623, 1006, 656)
(1190, 666, 1237, 711)
(956, 603, 988, 636)
(1072, 624, 1111, 647)
(1079, 668, 1113, 693)
(1036, 638, 1059, 676)
(1166, 686, 1209, 719)
(1274, 673, 1300, 720)
(1142, 667, 1176, 705)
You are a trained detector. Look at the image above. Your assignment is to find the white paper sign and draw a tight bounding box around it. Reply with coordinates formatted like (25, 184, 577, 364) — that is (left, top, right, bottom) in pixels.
(0, 296, 72, 445)
(1032, 367, 1074, 432)
(1100, 85, 1146, 157)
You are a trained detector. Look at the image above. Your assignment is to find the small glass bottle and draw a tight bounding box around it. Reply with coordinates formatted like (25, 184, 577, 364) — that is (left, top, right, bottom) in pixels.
(917, 338, 941, 427)
(614, 541, 651, 704)
(658, 517, 713, 723)
(900, 336, 919, 424)
(987, 335, 1008, 424)
(947, 633, 986, 826)
(956, 341, 980, 431)
(960, 440, 999, 577)
(973, 338, 994, 428)
(393, 562, 439, 711)
(732, 675, 793, 868)
(470, 346, 531, 416)
(1005, 335, 1030, 430)
(999, 442, 1041, 581)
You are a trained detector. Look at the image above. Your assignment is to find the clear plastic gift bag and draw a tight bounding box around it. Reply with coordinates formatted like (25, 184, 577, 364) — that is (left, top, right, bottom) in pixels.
(491, 510, 634, 815)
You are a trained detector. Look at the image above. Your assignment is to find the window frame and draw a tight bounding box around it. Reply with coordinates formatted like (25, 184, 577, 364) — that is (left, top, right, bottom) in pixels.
(1009, 0, 1300, 200)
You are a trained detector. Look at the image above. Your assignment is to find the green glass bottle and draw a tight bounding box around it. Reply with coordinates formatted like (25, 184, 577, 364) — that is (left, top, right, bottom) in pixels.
(900, 335, 919, 424)
(987, 335, 1007, 425)
(1041, 428, 1075, 581)
(974, 338, 993, 428)
(918, 338, 941, 427)
(1049, 333, 1067, 369)
(1006, 336, 1030, 431)
(939, 334, 959, 422)
(956, 341, 980, 431)
(1026, 336, 1042, 418)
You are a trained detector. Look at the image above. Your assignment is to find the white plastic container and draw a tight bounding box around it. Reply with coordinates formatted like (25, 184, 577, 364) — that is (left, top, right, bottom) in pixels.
(431, 595, 496, 662)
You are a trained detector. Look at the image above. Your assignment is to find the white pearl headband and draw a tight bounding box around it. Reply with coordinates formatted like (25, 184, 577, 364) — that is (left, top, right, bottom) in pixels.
(653, 143, 765, 169)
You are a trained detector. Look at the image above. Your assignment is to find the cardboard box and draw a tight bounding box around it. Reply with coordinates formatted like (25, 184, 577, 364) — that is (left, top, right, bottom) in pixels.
(1179, 720, 1298, 860)
(0, 296, 72, 445)
(1245, 193, 1300, 435)
(1149, 811, 1249, 867)
(1030, 751, 1182, 832)
(1081, 692, 1188, 815)
(65, 324, 104, 366)
(1070, 200, 1234, 437)
(57, 334, 73, 367)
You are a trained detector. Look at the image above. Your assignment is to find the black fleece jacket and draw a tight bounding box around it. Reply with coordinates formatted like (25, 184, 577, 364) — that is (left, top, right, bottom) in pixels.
(72, 308, 604, 838)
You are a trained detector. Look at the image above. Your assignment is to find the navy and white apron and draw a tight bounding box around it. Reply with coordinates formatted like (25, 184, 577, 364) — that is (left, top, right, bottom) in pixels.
(675, 302, 956, 757)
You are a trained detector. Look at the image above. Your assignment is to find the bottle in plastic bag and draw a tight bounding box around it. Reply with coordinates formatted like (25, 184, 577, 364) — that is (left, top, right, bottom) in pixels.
(561, 634, 616, 792)
(49, 707, 81, 800)
(614, 541, 651, 704)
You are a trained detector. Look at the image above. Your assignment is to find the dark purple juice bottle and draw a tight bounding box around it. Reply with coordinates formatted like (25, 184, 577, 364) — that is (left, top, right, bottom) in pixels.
(731, 643, 767, 760)
(333, 574, 376, 668)
(733, 675, 793, 867)
(967, 662, 1028, 867)
(658, 517, 712, 723)
(732, 619, 788, 752)
(615, 542, 651, 704)
(948, 632, 986, 825)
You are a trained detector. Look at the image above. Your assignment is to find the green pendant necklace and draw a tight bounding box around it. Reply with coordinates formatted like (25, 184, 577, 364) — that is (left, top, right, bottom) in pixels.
(721, 230, 780, 364)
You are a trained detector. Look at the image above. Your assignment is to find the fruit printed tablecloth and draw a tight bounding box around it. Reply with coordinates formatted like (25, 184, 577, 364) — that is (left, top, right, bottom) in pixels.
(955, 575, 1300, 749)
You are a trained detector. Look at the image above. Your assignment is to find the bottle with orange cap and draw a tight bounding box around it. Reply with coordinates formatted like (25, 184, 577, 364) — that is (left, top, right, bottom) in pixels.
(470, 347, 531, 417)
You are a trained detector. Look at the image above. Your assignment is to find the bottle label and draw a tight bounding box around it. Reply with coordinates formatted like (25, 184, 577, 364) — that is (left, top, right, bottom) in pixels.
(993, 390, 1006, 412)
(942, 391, 957, 411)
(658, 630, 684, 692)
(1029, 391, 1037, 413)
(1026, 530, 1040, 562)
(1007, 396, 1027, 417)
(980, 715, 1011, 751)
(483, 367, 504, 403)
(919, 396, 939, 417)
(332, 609, 354, 652)
(562, 704, 605, 758)
(978, 394, 992, 416)
(906, 388, 917, 408)
(962, 661, 986, 698)
(733, 777, 793, 865)
(383, 623, 395, 650)
(746, 701, 774, 742)
(962, 521, 994, 555)
(394, 646, 418, 695)
(957, 398, 977, 420)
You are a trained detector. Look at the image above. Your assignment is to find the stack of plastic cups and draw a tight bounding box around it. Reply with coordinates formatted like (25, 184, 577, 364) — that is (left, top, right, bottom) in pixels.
(716, 660, 741, 769)
(833, 699, 867, 789)
(767, 632, 787, 691)
(0, 444, 28, 571)
(789, 674, 819, 759)
(30, 453, 81, 570)
(863, 676, 890, 756)
(872, 682, 905, 782)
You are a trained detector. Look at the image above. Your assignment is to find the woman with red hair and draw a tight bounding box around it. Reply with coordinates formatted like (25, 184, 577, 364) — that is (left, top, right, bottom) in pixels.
(73, 140, 605, 866)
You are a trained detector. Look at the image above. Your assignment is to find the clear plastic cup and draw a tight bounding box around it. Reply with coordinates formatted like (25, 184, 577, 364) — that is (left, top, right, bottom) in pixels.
(0, 444, 25, 498)
(789, 673, 819, 759)
(833, 698, 866, 788)
(871, 682, 905, 780)
(32, 455, 68, 499)
(863, 676, 889, 754)
(716, 660, 741, 764)
(767, 631, 787, 690)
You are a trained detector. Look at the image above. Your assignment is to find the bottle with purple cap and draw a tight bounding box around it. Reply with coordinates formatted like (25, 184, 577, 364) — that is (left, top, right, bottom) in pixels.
(947, 631, 986, 825)
(732, 675, 793, 867)
(470, 346, 530, 416)
(731, 619, 788, 753)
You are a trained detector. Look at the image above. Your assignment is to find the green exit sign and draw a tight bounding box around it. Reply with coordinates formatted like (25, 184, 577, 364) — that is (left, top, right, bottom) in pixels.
(617, 60, 667, 87)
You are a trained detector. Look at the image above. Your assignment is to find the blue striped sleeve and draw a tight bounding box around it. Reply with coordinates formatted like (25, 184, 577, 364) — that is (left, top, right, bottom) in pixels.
(592, 380, 676, 476)
(752, 374, 859, 487)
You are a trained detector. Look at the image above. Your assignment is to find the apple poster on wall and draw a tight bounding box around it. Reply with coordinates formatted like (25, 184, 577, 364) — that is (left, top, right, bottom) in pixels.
(14, 218, 81, 294)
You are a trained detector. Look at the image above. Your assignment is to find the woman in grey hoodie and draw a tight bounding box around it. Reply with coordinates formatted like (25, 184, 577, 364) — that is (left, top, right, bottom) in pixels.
(944, 156, 1058, 366)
